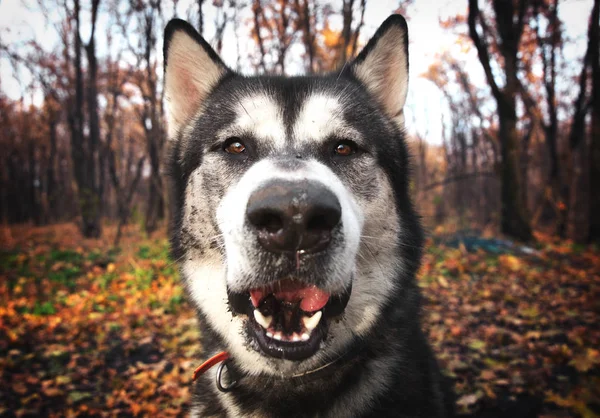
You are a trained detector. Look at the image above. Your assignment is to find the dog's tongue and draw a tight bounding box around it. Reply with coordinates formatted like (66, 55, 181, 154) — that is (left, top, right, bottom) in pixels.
(281, 284, 330, 312)
(250, 280, 330, 312)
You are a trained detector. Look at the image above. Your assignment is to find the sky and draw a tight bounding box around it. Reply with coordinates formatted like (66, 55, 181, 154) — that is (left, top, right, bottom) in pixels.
(0, 0, 594, 144)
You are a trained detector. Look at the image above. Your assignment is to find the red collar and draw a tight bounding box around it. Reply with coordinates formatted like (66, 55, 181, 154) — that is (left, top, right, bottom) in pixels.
(192, 339, 367, 390)
(192, 351, 230, 381)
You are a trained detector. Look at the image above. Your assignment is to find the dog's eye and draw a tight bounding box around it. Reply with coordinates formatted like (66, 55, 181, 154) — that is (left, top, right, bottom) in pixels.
(333, 141, 357, 157)
(223, 138, 246, 155)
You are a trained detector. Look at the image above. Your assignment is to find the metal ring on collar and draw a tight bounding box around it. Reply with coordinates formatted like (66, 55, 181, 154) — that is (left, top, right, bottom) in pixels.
(216, 359, 238, 392)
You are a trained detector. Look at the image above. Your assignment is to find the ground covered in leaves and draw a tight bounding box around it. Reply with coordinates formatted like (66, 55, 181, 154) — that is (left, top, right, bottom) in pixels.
(0, 224, 598, 417)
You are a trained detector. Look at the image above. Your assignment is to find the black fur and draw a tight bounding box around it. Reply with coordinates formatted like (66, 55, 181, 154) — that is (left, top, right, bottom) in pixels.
(165, 14, 454, 418)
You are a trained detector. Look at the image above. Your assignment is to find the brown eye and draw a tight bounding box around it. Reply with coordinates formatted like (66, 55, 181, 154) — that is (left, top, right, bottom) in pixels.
(224, 138, 246, 154)
(334, 141, 356, 157)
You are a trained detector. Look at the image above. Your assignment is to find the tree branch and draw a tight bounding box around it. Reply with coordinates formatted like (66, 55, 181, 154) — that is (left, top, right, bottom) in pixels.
(423, 172, 497, 192)
(468, 0, 503, 102)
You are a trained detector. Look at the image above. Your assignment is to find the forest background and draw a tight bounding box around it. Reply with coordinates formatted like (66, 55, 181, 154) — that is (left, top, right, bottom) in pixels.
(0, 0, 598, 416)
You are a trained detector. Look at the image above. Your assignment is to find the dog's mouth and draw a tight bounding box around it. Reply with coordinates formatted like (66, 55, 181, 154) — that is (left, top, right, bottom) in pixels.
(228, 278, 351, 361)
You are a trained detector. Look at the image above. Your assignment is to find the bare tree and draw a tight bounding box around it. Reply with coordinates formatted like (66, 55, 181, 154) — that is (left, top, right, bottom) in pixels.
(110, 139, 145, 246)
(468, 0, 533, 241)
(252, 0, 268, 72)
(197, 0, 205, 35)
(213, 0, 231, 54)
(296, 0, 315, 73)
(588, 0, 600, 243)
(514, 0, 563, 230)
(84, 0, 103, 217)
(121, 0, 166, 234)
(337, 0, 355, 68)
(560, 0, 597, 241)
(350, 0, 366, 58)
(67, 0, 103, 237)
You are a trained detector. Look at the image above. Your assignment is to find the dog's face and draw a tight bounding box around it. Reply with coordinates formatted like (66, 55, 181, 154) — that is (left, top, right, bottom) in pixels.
(165, 15, 419, 376)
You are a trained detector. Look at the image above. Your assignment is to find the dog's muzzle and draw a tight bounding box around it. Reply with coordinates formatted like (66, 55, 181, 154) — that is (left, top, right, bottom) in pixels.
(246, 180, 342, 254)
(227, 180, 351, 361)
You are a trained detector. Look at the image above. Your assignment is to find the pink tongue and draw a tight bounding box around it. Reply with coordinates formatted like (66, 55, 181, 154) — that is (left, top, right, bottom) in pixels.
(249, 282, 330, 312)
(278, 285, 330, 312)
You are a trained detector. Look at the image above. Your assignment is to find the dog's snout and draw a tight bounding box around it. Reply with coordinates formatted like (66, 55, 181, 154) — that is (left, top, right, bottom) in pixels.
(246, 181, 341, 253)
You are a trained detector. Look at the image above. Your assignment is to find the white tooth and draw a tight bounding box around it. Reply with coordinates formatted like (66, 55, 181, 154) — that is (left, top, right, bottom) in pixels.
(266, 331, 273, 338)
(301, 332, 310, 341)
(302, 311, 322, 331)
(254, 309, 272, 329)
(273, 331, 283, 341)
(292, 333, 301, 342)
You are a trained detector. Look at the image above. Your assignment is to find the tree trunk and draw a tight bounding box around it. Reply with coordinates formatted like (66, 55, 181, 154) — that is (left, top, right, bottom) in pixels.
(588, 0, 600, 243)
(7, 152, 22, 223)
(297, 0, 315, 73)
(70, 0, 102, 238)
(28, 141, 42, 225)
(531, 0, 561, 229)
(145, 98, 165, 233)
(350, 0, 366, 58)
(214, 4, 228, 55)
(252, 0, 268, 73)
(498, 103, 532, 240)
(83, 0, 102, 236)
(0, 155, 5, 223)
(338, 0, 354, 68)
(501, 41, 533, 239)
(520, 121, 534, 216)
(468, 0, 532, 241)
(197, 0, 205, 35)
(46, 118, 58, 221)
(110, 143, 145, 246)
(145, 132, 164, 234)
(568, 141, 589, 242)
(276, 0, 290, 73)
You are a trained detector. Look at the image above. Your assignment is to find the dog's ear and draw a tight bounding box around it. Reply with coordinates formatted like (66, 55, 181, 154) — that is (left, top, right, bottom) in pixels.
(346, 15, 409, 126)
(163, 19, 231, 139)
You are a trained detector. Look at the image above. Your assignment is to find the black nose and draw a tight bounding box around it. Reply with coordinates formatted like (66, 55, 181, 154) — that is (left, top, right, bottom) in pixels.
(246, 181, 342, 253)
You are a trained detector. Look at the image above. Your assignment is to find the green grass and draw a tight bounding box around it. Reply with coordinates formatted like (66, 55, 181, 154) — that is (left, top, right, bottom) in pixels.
(32, 301, 56, 316)
(137, 241, 170, 261)
(98, 272, 118, 290)
(0, 251, 31, 277)
(48, 249, 83, 264)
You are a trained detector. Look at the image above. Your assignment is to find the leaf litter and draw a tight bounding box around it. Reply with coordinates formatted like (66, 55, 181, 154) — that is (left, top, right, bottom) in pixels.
(0, 225, 598, 416)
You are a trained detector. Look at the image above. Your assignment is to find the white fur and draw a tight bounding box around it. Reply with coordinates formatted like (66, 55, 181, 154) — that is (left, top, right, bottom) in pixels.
(183, 157, 368, 377)
(182, 92, 402, 390)
(182, 169, 330, 376)
(190, 368, 246, 418)
(182, 153, 402, 381)
(216, 158, 363, 294)
(194, 355, 396, 418)
(234, 94, 286, 149)
(184, 256, 342, 377)
(210, 367, 247, 418)
(184, 258, 275, 376)
(293, 93, 362, 146)
(172, 16, 415, 418)
(208, 92, 288, 151)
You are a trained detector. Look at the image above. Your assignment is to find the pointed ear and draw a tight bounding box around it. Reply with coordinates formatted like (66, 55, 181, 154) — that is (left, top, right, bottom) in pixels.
(347, 15, 409, 126)
(163, 19, 231, 139)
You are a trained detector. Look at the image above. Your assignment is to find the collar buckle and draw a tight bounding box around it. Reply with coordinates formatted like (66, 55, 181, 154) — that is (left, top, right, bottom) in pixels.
(216, 359, 239, 392)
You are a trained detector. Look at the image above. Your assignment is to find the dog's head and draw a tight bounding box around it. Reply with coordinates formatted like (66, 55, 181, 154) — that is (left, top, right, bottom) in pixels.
(165, 15, 421, 376)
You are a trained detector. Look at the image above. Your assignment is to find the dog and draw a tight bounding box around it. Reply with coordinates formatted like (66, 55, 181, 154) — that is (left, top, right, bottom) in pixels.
(164, 14, 453, 417)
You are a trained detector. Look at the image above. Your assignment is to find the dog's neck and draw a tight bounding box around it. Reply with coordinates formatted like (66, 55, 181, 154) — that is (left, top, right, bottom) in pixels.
(198, 338, 368, 394)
